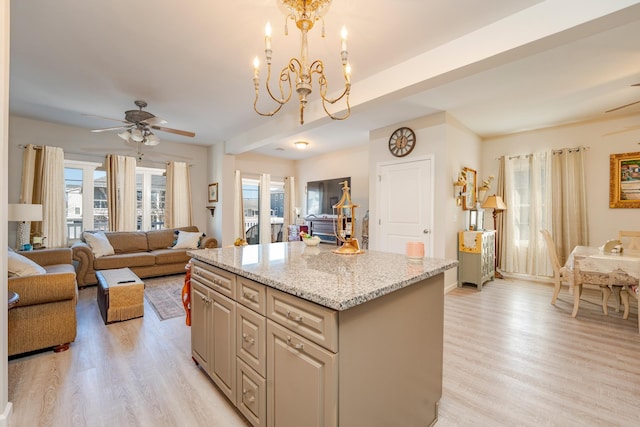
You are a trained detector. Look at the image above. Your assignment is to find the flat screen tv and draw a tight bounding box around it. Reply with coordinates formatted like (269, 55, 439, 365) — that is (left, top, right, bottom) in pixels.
(306, 177, 350, 216)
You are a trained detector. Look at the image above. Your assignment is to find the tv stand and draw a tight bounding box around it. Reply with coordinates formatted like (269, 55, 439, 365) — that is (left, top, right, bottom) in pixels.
(305, 216, 337, 244)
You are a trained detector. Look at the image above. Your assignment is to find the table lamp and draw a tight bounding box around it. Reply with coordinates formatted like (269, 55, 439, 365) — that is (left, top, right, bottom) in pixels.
(481, 195, 507, 279)
(8, 203, 43, 250)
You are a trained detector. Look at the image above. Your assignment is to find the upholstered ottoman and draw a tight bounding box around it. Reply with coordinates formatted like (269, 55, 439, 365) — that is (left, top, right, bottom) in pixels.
(96, 268, 144, 324)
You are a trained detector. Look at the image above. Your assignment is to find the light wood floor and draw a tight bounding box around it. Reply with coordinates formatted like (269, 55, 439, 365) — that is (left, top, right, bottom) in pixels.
(7, 277, 640, 426)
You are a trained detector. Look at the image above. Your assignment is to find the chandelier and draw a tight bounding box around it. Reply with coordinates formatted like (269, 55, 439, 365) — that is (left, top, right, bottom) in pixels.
(252, 0, 351, 125)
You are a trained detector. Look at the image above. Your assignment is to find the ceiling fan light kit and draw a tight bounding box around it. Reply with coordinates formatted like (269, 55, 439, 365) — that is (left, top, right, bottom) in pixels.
(252, 0, 351, 125)
(87, 100, 196, 147)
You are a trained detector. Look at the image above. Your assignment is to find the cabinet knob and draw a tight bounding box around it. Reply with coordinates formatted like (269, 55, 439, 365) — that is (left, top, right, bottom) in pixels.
(242, 291, 257, 302)
(242, 333, 255, 345)
(286, 310, 303, 322)
(286, 336, 304, 350)
(423, 229, 430, 234)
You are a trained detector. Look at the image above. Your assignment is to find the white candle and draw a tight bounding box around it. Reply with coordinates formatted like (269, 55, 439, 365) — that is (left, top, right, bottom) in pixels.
(340, 26, 347, 52)
(253, 56, 260, 78)
(265, 22, 272, 50)
(345, 63, 351, 83)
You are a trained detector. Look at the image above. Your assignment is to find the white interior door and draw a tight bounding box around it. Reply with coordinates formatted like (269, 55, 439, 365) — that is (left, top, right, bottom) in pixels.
(377, 157, 433, 256)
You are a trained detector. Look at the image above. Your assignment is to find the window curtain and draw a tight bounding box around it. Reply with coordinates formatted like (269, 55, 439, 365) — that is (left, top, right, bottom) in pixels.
(165, 161, 192, 228)
(283, 176, 296, 241)
(502, 152, 553, 276)
(106, 154, 137, 231)
(20, 144, 67, 248)
(259, 173, 272, 245)
(496, 157, 506, 273)
(551, 148, 589, 264)
(234, 170, 246, 241)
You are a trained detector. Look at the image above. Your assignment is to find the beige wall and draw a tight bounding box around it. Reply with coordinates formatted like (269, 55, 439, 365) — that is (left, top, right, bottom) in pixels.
(368, 113, 481, 290)
(481, 113, 640, 246)
(7, 115, 212, 245)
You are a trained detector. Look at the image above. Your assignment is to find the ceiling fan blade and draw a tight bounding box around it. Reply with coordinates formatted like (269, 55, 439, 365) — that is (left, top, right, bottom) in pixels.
(91, 125, 133, 133)
(151, 125, 195, 137)
(82, 113, 129, 124)
(143, 116, 168, 126)
(606, 99, 640, 113)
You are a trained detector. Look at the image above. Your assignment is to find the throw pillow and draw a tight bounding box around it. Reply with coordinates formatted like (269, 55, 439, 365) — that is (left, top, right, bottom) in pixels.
(172, 230, 201, 250)
(8, 251, 46, 277)
(84, 231, 115, 258)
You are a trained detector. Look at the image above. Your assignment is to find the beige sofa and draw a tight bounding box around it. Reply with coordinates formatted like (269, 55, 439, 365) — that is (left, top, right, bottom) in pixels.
(72, 226, 217, 287)
(8, 248, 77, 356)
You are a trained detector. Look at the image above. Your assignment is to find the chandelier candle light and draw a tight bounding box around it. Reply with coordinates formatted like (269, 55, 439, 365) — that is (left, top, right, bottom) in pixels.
(253, 0, 351, 125)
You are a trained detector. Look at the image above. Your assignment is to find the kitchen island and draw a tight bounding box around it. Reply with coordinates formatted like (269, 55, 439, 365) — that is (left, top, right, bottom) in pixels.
(188, 242, 457, 427)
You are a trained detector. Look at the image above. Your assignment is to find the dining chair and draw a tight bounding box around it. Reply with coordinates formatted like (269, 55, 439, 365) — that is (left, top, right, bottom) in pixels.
(540, 229, 571, 306)
(619, 230, 640, 251)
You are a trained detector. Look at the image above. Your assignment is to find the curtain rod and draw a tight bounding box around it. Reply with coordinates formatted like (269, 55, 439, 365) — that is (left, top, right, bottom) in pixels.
(496, 146, 590, 160)
(18, 144, 43, 149)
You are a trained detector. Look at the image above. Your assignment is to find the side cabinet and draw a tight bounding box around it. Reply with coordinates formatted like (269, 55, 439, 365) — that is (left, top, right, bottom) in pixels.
(458, 230, 496, 290)
(190, 260, 237, 404)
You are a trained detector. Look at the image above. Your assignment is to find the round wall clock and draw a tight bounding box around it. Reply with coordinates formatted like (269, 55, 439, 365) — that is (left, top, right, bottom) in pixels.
(388, 127, 416, 157)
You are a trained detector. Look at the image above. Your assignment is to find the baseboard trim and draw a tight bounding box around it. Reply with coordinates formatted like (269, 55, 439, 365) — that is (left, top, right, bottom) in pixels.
(444, 281, 458, 294)
(0, 401, 13, 427)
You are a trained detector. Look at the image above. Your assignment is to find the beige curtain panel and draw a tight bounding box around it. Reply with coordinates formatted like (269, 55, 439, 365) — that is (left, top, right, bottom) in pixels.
(234, 170, 246, 241)
(106, 154, 137, 232)
(165, 161, 193, 229)
(20, 144, 67, 248)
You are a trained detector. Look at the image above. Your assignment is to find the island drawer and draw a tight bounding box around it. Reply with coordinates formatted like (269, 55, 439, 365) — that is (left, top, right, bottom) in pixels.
(266, 288, 338, 353)
(237, 304, 266, 377)
(191, 259, 236, 300)
(237, 277, 266, 315)
(237, 358, 266, 427)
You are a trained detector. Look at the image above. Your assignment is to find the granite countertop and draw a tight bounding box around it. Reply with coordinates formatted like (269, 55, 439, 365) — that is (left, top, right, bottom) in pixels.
(188, 242, 457, 311)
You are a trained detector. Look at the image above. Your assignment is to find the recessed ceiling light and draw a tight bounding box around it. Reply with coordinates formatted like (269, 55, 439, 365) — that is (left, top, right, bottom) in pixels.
(294, 141, 309, 149)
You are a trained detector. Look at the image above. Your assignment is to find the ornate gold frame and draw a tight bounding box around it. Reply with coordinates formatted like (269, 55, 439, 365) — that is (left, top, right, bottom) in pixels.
(610, 151, 640, 208)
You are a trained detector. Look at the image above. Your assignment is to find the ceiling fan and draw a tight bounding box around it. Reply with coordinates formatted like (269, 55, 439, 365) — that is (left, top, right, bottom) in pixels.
(86, 100, 195, 146)
(606, 83, 640, 113)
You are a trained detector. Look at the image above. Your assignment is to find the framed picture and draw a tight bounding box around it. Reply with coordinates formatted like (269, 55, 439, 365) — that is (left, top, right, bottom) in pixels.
(462, 167, 477, 210)
(610, 151, 640, 208)
(208, 182, 218, 203)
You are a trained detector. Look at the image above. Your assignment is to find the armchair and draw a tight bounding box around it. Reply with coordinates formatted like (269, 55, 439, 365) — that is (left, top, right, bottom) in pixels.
(8, 248, 78, 356)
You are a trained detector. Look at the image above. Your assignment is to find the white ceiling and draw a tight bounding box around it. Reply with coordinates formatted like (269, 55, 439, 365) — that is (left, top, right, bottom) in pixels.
(9, 0, 640, 160)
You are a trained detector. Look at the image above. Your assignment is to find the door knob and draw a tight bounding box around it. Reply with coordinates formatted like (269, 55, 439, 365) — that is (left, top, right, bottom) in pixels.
(423, 229, 430, 234)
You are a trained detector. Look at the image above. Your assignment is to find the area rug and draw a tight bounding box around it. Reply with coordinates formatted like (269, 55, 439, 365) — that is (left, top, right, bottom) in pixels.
(144, 274, 187, 321)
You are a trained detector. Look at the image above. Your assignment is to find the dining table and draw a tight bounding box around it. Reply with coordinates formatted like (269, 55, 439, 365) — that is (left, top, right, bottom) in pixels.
(564, 246, 640, 332)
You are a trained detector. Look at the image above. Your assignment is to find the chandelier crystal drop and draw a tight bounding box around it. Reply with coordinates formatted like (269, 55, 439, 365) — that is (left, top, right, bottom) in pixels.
(253, 0, 351, 125)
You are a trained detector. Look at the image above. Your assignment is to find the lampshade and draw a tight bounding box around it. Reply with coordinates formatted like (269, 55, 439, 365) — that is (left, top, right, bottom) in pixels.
(117, 130, 130, 141)
(7, 203, 43, 222)
(481, 195, 507, 210)
(130, 127, 144, 142)
(144, 133, 160, 146)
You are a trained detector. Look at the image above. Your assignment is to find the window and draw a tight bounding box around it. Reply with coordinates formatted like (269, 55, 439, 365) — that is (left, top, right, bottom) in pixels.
(64, 160, 166, 242)
(64, 160, 105, 242)
(242, 176, 284, 244)
(136, 167, 166, 230)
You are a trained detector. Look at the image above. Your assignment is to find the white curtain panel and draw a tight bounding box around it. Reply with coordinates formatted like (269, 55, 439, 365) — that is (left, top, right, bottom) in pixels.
(166, 161, 193, 228)
(259, 173, 272, 245)
(106, 154, 137, 231)
(234, 170, 246, 240)
(283, 176, 296, 241)
(503, 151, 553, 276)
(41, 146, 67, 248)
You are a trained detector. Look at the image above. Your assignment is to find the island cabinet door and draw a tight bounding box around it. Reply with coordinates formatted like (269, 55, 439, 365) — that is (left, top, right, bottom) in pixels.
(210, 291, 237, 406)
(191, 279, 211, 374)
(266, 320, 337, 427)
